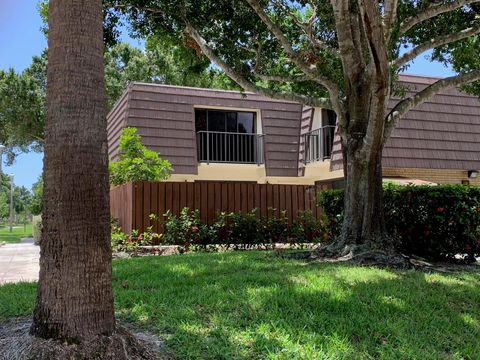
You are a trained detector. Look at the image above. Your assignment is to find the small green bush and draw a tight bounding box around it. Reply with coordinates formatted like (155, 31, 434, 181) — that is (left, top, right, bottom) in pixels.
(163, 208, 209, 247)
(111, 217, 159, 252)
(109, 127, 172, 186)
(318, 184, 480, 261)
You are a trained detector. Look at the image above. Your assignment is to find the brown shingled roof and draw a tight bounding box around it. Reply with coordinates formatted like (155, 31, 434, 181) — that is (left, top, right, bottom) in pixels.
(330, 74, 480, 171)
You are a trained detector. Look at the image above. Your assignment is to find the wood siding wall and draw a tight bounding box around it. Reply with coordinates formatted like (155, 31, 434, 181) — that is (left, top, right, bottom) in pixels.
(110, 181, 322, 234)
(107, 90, 130, 160)
(331, 75, 480, 172)
(107, 83, 305, 177)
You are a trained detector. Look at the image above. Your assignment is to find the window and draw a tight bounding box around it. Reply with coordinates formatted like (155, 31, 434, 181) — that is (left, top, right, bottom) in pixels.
(195, 109, 256, 134)
(195, 109, 263, 164)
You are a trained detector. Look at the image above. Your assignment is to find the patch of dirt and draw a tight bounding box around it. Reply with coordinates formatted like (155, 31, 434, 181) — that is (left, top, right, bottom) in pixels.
(0, 317, 174, 360)
(281, 246, 479, 273)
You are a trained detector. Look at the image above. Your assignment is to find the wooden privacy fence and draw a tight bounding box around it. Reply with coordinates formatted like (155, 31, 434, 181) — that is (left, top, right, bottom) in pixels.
(110, 181, 322, 234)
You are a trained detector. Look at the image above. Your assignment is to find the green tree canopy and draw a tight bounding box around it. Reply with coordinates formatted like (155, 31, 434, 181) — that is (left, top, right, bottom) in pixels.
(29, 175, 43, 216)
(0, 53, 46, 163)
(109, 127, 173, 186)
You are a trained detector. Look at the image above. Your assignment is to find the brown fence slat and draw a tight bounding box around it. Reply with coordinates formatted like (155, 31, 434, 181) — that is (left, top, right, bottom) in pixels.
(234, 183, 241, 212)
(165, 183, 173, 218)
(214, 183, 222, 218)
(285, 185, 292, 223)
(172, 182, 180, 215)
(194, 182, 201, 213)
(150, 183, 158, 232)
(227, 183, 235, 213)
(245, 184, 258, 214)
(240, 183, 248, 214)
(221, 183, 228, 213)
(111, 181, 322, 234)
(266, 184, 273, 217)
(157, 182, 166, 232)
(180, 182, 187, 210)
(134, 182, 143, 232)
(291, 186, 298, 218)
(200, 182, 208, 223)
(207, 182, 215, 223)
(143, 182, 151, 230)
(186, 182, 195, 211)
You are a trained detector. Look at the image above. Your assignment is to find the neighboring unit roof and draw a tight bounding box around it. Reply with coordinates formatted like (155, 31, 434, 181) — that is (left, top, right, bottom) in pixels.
(331, 74, 480, 171)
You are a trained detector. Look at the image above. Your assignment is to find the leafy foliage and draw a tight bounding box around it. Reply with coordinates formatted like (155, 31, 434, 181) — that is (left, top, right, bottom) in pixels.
(109, 127, 172, 186)
(111, 216, 159, 252)
(0, 173, 12, 220)
(105, 40, 235, 110)
(29, 176, 43, 216)
(160, 207, 324, 249)
(318, 184, 480, 261)
(0, 55, 45, 163)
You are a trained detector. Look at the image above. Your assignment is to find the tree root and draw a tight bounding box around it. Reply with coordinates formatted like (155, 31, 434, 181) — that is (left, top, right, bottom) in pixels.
(283, 242, 477, 272)
(0, 317, 172, 360)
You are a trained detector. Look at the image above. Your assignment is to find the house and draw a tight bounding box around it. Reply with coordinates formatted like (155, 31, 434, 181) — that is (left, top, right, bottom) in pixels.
(107, 74, 480, 187)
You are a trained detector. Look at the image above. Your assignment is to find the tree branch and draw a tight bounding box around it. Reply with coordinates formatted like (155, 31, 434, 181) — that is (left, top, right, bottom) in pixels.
(383, 0, 399, 42)
(245, 0, 340, 96)
(254, 73, 311, 82)
(184, 23, 332, 109)
(393, 25, 480, 68)
(384, 70, 480, 139)
(399, 0, 480, 36)
(271, 0, 339, 56)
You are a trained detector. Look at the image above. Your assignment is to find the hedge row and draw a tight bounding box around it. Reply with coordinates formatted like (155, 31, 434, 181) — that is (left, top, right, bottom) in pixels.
(111, 208, 326, 252)
(318, 184, 480, 260)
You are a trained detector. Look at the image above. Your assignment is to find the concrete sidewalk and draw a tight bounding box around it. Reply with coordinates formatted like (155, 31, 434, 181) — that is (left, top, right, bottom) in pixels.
(0, 239, 39, 284)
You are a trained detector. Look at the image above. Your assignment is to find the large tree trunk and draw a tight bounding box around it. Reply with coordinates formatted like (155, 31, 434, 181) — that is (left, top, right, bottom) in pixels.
(341, 146, 385, 247)
(31, 0, 115, 341)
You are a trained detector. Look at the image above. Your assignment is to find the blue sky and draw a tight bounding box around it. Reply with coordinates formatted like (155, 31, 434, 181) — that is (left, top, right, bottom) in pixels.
(0, 0, 455, 190)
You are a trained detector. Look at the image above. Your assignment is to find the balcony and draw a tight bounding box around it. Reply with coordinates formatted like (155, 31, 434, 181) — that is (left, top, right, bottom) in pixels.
(304, 126, 335, 163)
(196, 131, 265, 165)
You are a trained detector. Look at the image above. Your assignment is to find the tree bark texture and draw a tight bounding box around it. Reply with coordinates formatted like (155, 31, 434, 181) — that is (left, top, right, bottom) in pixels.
(31, 0, 115, 342)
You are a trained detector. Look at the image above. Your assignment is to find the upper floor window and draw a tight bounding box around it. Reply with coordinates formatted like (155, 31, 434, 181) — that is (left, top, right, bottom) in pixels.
(195, 109, 256, 134)
(195, 109, 264, 164)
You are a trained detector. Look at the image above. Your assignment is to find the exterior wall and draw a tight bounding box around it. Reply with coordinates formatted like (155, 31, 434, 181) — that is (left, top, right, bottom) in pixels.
(106, 90, 130, 160)
(331, 75, 480, 172)
(383, 167, 480, 185)
(107, 76, 480, 186)
(107, 83, 306, 177)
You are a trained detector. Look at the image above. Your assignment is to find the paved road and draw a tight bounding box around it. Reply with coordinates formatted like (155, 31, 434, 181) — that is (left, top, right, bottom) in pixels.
(0, 239, 39, 284)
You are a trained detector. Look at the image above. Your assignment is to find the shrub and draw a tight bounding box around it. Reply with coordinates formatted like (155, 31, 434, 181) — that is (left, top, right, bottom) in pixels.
(290, 210, 326, 244)
(259, 208, 289, 245)
(159, 207, 325, 249)
(163, 208, 208, 247)
(109, 127, 172, 186)
(318, 184, 480, 261)
(111, 217, 159, 252)
(228, 209, 263, 248)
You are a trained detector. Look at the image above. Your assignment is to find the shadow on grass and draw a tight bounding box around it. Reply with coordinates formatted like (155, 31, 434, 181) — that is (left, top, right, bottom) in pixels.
(112, 252, 480, 359)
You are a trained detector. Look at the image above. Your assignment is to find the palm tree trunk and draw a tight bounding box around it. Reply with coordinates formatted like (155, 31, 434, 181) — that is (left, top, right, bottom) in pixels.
(31, 0, 115, 342)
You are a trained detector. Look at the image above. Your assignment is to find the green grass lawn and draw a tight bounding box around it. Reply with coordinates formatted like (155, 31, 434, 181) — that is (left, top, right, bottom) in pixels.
(0, 223, 33, 244)
(1, 252, 479, 359)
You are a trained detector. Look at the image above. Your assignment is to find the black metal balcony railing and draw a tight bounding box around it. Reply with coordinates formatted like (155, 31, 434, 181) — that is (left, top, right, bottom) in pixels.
(197, 131, 265, 165)
(304, 126, 336, 163)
